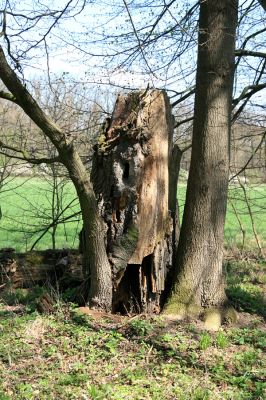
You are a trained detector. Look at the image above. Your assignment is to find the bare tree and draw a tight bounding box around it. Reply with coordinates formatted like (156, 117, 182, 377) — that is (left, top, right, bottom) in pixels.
(0, 46, 113, 310)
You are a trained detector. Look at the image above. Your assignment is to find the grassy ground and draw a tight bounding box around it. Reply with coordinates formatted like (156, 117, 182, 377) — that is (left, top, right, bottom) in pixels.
(177, 183, 266, 251)
(0, 256, 265, 399)
(0, 177, 81, 251)
(0, 177, 265, 252)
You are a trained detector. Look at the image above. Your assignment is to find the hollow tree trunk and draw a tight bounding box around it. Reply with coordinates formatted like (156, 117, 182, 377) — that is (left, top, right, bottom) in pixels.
(164, 0, 238, 317)
(91, 90, 176, 313)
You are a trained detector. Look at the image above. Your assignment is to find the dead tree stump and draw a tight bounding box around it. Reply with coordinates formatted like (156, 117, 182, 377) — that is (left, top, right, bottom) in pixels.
(90, 90, 177, 313)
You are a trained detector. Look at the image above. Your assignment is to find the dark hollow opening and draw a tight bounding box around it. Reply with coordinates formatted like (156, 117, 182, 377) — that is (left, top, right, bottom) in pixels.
(113, 264, 141, 314)
(122, 162, 130, 179)
(142, 254, 153, 293)
(141, 254, 161, 312)
(116, 209, 121, 223)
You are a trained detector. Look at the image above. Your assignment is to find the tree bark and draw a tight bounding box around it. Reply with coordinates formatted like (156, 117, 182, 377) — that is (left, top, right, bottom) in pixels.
(91, 90, 176, 313)
(257, 0, 266, 12)
(164, 0, 238, 317)
(0, 46, 113, 311)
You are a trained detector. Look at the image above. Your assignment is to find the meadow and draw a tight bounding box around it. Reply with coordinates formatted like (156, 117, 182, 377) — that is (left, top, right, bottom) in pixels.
(0, 177, 265, 252)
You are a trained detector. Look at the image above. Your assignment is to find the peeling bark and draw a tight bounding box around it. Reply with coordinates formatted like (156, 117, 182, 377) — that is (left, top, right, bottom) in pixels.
(90, 90, 176, 313)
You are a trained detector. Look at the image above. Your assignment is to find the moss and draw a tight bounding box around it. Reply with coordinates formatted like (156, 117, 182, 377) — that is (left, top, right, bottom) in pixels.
(126, 225, 139, 243)
(222, 306, 238, 324)
(128, 91, 141, 111)
(162, 288, 202, 319)
(97, 133, 110, 155)
(204, 308, 222, 331)
(98, 133, 106, 146)
(162, 301, 187, 319)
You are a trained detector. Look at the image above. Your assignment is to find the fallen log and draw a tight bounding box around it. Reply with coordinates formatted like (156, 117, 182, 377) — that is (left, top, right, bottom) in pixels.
(0, 248, 83, 290)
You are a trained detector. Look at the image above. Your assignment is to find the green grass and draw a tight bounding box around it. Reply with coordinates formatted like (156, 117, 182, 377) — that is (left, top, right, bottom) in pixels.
(177, 183, 266, 251)
(0, 177, 81, 251)
(0, 178, 265, 252)
(225, 258, 266, 318)
(226, 185, 266, 250)
(0, 257, 265, 399)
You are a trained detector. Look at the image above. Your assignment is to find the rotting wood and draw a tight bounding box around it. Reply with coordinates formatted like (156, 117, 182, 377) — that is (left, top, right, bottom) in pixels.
(0, 248, 83, 290)
(90, 89, 178, 313)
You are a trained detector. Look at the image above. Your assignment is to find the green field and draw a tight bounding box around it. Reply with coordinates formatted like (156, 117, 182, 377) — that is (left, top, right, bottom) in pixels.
(0, 178, 265, 252)
(0, 177, 81, 251)
(177, 183, 266, 251)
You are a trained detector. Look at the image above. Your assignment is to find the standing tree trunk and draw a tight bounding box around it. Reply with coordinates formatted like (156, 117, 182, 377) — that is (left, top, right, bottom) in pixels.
(91, 90, 177, 313)
(0, 46, 113, 311)
(164, 0, 238, 319)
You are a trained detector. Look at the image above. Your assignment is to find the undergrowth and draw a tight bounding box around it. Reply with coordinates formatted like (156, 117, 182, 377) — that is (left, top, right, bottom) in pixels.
(0, 255, 265, 399)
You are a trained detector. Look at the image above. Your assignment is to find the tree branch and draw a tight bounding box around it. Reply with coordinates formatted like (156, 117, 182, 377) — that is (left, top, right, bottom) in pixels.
(235, 49, 266, 58)
(171, 88, 195, 107)
(0, 45, 68, 153)
(174, 116, 194, 128)
(0, 89, 18, 103)
(232, 83, 266, 107)
(229, 130, 266, 181)
(0, 141, 61, 165)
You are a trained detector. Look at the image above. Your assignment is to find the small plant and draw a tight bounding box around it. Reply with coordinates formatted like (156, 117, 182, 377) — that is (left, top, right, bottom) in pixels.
(15, 383, 34, 400)
(128, 318, 153, 336)
(199, 332, 212, 350)
(104, 331, 124, 355)
(192, 387, 211, 400)
(0, 286, 49, 312)
(0, 392, 11, 400)
(58, 372, 89, 386)
(216, 331, 229, 349)
(160, 333, 174, 343)
(87, 384, 112, 400)
(233, 350, 258, 368)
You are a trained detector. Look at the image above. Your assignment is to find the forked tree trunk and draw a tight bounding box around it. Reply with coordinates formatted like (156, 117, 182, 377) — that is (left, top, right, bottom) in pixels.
(163, 0, 238, 318)
(90, 90, 177, 313)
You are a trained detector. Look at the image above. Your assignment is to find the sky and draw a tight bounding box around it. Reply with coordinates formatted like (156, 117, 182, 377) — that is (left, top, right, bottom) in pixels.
(0, 0, 265, 112)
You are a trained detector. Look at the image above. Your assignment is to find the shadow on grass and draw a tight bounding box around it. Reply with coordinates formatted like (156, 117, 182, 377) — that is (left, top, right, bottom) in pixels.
(226, 286, 266, 319)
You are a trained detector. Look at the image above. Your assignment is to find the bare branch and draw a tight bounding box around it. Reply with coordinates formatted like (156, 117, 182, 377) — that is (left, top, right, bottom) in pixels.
(0, 141, 61, 165)
(175, 116, 194, 128)
(122, 0, 157, 79)
(171, 88, 195, 107)
(0, 89, 18, 103)
(235, 49, 266, 58)
(0, 45, 68, 151)
(229, 130, 266, 181)
(233, 83, 266, 107)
